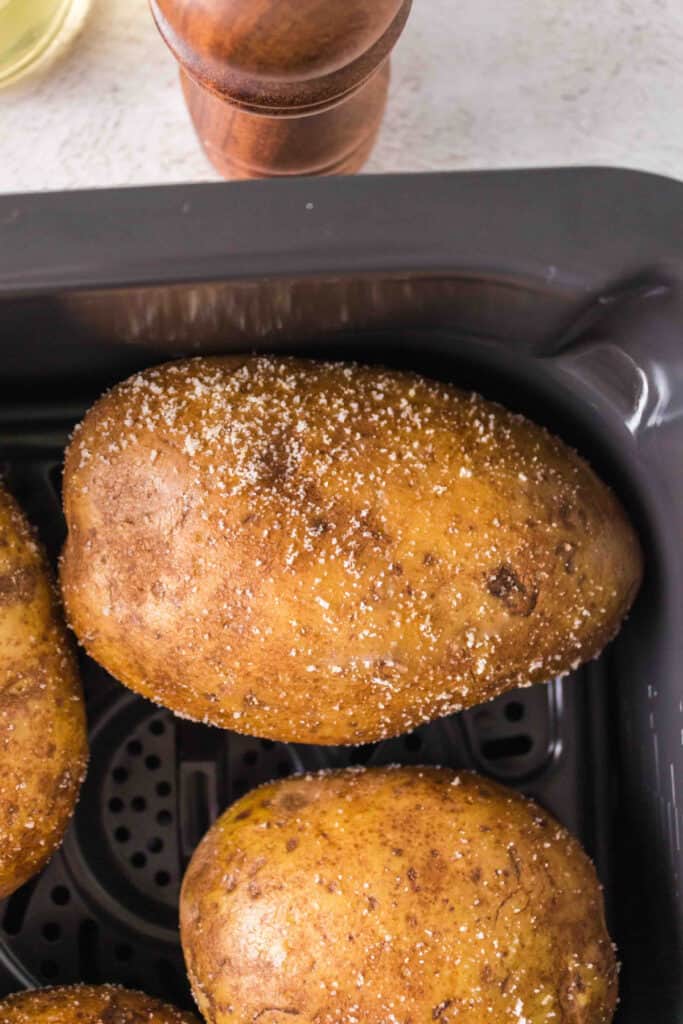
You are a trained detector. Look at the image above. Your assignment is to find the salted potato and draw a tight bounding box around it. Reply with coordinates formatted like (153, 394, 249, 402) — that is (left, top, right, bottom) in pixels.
(61, 357, 642, 744)
(0, 984, 198, 1022)
(180, 766, 617, 1024)
(0, 484, 87, 899)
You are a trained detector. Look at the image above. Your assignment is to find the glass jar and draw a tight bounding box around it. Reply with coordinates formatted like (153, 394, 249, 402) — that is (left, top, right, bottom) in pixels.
(0, 0, 88, 87)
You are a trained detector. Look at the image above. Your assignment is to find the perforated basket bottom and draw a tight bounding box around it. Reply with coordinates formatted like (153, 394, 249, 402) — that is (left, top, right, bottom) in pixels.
(0, 448, 612, 1007)
(0, 668, 605, 1006)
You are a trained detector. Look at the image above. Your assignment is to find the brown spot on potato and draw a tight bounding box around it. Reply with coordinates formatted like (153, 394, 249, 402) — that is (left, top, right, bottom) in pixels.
(507, 845, 522, 881)
(486, 563, 538, 617)
(558, 501, 573, 527)
(259, 438, 295, 486)
(0, 566, 37, 605)
(432, 1000, 453, 1019)
(280, 793, 309, 812)
(309, 518, 330, 536)
(286, 838, 298, 852)
(252, 1008, 301, 1022)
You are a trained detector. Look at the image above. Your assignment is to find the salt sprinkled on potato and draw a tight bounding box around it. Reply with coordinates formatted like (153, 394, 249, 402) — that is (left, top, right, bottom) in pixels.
(180, 766, 618, 1024)
(0, 483, 87, 899)
(60, 357, 641, 744)
(0, 984, 198, 1022)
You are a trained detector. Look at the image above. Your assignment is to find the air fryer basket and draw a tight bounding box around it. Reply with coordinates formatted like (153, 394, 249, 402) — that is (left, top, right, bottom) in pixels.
(0, 168, 681, 1021)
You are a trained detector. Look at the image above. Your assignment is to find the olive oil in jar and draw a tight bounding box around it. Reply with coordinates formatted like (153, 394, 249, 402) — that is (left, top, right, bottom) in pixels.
(0, 0, 84, 86)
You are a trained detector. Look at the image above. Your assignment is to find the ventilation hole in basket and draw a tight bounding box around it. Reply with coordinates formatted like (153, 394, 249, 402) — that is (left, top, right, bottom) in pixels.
(131, 852, 147, 869)
(115, 943, 133, 962)
(78, 918, 99, 980)
(482, 734, 533, 760)
(233, 777, 248, 797)
(108, 797, 124, 813)
(112, 766, 128, 784)
(157, 810, 172, 827)
(504, 701, 525, 723)
(131, 796, 147, 812)
(3, 881, 37, 935)
(127, 739, 143, 756)
(147, 837, 164, 854)
(41, 960, 59, 979)
(149, 720, 165, 736)
(243, 749, 259, 766)
(155, 870, 171, 888)
(404, 733, 422, 751)
(276, 761, 291, 777)
(42, 922, 61, 942)
(114, 826, 130, 844)
(260, 739, 275, 751)
(156, 781, 171, 797)
(51, 886, 70, 907)
(145, 754, 161, 771)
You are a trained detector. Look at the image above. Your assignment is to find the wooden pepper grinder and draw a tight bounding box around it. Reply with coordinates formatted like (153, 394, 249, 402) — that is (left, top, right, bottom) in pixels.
(149, 0, 412, 179)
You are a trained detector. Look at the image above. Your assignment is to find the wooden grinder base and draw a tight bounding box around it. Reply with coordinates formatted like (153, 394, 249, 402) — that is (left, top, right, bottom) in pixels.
(181, 62, 391, 180)
(150, 0, 411, 181)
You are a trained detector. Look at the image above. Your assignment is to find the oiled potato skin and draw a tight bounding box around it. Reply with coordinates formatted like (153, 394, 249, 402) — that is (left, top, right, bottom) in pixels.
(181, 766, 617, 1024)
(0, 984, 198, 1022)
(61, 357, 641, 744)
(0, 485, 87, 899)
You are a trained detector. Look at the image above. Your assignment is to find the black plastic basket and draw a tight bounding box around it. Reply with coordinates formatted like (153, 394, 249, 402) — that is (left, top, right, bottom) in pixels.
(0, 168, 681, 1022)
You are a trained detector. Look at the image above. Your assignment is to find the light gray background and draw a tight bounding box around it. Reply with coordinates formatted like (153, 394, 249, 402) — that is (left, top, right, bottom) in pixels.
(1, 0, 682, 192)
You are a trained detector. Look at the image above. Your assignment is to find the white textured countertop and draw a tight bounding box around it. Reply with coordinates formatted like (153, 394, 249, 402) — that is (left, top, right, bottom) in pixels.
(1, 0, 683, 192)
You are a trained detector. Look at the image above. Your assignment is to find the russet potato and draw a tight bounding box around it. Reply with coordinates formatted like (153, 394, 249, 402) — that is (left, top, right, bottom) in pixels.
(0, 984, 198, 1022)
(0, 483, 87, 899)
(61, 357, 642, 744)
(180, 766, 618, 1024)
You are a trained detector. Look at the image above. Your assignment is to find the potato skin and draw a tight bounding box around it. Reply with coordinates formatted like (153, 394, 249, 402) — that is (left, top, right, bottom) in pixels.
(180, 766, 617, 1024)
(0, 484, 87, 900)
(61, 356, 642, 744)
(0, 984, 198, 1022)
